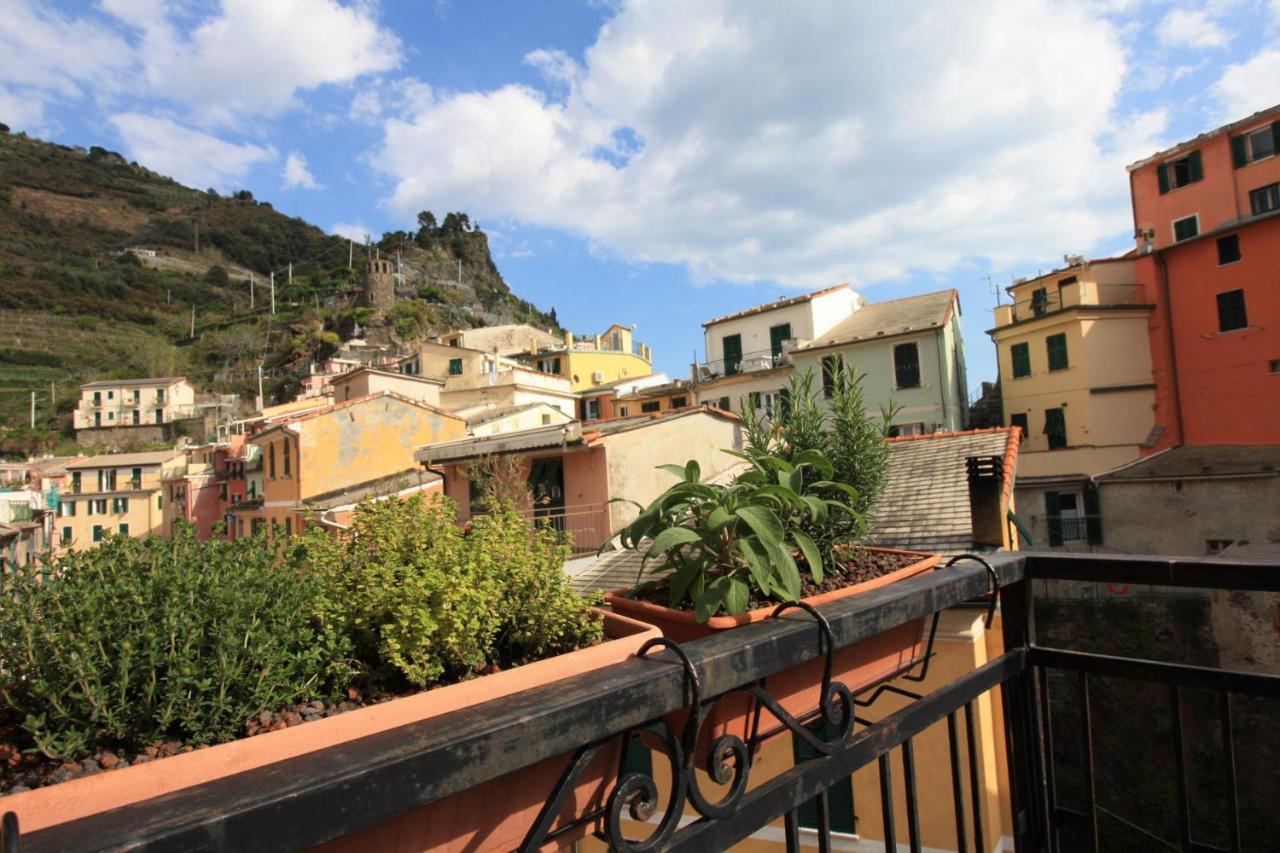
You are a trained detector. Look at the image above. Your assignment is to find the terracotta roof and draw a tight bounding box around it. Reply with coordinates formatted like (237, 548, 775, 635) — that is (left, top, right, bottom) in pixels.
(1126, 102, 1280, 171)
(869, 428, 1020, 555)
(65, 449, 179, 469)
(1095, 445, 1280, 482)
(251, 391, 464, 441)
(702, 285, 850, 328)
(302, 468, 442, 511)
(797, 290, 957, 352)
(81, 376, 187, 389)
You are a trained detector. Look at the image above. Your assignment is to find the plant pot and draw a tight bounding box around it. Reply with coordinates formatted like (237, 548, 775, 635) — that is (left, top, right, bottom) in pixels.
(2, 609, 659, 853)
(605, 548, 939, 749)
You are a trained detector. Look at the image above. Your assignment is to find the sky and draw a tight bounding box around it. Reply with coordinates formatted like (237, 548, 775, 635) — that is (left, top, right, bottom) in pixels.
(3, 1, 1278, 395)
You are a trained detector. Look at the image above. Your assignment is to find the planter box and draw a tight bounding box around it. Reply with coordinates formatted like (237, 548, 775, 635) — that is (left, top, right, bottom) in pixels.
(3, 609, 658, 853)
(606, 548, 939, 748)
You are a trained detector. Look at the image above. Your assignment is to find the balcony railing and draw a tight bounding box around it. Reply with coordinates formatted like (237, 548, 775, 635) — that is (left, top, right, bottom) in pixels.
(4, 552, 1277, 851)
(527, 502, 612, 555)
(694, 346, 794, 382)
(996, 282, 1146, 326)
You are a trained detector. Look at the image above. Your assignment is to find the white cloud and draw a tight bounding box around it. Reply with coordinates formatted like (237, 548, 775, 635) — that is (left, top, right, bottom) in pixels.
(282, 151, 323, 190)
(1213, 49, 1280, 120)
(1156, 9, 1231, 49)
(110, 113, 277, 190)
(524, 49, 582, 87)
(331, 221, 371, 241)
(373, 1, 1139, 288)
(0, 84, 48, 132)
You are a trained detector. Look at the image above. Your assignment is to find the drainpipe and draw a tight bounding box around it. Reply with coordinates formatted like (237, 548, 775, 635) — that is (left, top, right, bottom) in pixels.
(1153, 251, 1185, 447)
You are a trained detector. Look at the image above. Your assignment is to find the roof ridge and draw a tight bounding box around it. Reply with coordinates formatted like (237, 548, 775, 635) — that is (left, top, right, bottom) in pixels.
(886, 426, 1010, 444)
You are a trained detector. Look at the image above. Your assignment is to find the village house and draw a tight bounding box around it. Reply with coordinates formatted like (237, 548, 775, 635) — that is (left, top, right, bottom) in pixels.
(329, 366, 443, 407)
(613, 380, 694, 417)
(436, 323, 561, 356)
(72, 377, 197, 445)
(58, 450, 183, 549)
(465, 402, 574, 436)
(394, 340, 578, 418)
(576, 373, 673, 421)
(414, 407, 743, 554)
(244, 392, 466, 537)
(518, 324, 654, 392)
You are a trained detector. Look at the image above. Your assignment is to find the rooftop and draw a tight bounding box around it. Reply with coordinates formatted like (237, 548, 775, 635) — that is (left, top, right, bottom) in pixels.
(1126, 101, 1280, 171)
(797, 289, 957, 352)
(1095, 445, 1280, 482)
(702, 284, 850, 328)
(463, 402, 563, 428)
(65, 450, 180, 469)
(252, 392, 464, 441)
(301, 468, 442, 512)
(332, 366, 444, 387)
(80, 376, 187, 389)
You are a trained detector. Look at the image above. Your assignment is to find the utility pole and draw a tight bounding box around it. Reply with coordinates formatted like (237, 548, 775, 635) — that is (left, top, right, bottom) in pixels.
(194, 222, 199, 253)
(50, 381, 55, 416)
(270, 271, 276, 315)
(257, 363, 264, 412)
(348, 239, 353, 269)
(250, 272, 255, 309)
(288, 262, 292, 290)
(457, 259, 462, 286)
(167, 288, 171, 306)
(190, 305, 196, 338)
(30, 391, 35, 428)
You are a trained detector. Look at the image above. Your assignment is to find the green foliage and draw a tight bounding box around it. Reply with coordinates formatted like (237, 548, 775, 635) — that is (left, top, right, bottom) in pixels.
(742, 367, 889, 561)
(0, 527, 335, 759)
(293, 493, 601, 690)
(616, 450, 860, 621)
(203, 264, 229, 286)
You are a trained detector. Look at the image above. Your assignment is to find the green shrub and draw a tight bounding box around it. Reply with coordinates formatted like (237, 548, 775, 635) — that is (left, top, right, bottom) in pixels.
(294, 494, 601, 690)
(0, 527, 336, 759)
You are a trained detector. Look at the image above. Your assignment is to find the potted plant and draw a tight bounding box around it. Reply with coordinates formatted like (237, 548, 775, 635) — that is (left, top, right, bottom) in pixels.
(605, 367, 938, 745)
(0, 497, 658, 853)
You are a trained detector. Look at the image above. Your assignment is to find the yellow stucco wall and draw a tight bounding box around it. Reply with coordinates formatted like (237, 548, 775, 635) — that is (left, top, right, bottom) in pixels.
(58, 457, 182, 548)
(561, 350, 654, 391)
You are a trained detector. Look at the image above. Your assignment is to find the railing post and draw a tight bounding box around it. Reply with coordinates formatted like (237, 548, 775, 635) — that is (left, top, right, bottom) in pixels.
(1000, 569, 1050, 853)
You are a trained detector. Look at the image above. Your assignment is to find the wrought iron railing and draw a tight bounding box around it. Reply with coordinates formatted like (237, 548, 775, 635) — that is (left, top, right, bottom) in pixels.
(528, 502, 612, 554)
(3, 552, 1277, 852)
(694, 347, 792, 381)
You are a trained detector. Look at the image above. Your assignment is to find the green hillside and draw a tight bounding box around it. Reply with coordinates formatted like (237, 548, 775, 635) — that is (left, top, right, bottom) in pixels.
(0, 129, 556, 456)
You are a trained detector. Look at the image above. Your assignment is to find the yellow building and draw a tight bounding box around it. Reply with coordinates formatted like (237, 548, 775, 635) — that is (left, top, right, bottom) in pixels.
(58, 450, 183, 549)
(249, 392, 466, 536)
(990, 256, 1154, 548)
(522, 324, 654, 392)
(613, 381, 694, 417)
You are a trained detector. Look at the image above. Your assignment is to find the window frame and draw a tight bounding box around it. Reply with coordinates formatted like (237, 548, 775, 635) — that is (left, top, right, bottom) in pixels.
(1010, 342, 1031, 379)
(1216, 289, 1248, 333)
(1172, 214, 1199, 243)
(1046, 333, 1069, 372)
(893, 341, 921, 389)
(1247, 126, 1276, 162)
(1249, 182, 1280, 216)
(1009, 412, 1029, 440)
(448, 357, 464, 376)
(640, 400, 661, 413)
(1044, 407, 1067, 450)
(1217, 234, 1241, 266)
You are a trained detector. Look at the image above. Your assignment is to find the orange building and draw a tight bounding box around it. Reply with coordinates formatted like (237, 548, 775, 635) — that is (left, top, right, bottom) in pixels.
(1127, 104, 1280, 449)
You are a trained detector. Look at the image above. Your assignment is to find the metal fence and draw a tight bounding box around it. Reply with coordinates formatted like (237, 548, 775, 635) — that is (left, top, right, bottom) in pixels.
(3, 552, 1277, 852)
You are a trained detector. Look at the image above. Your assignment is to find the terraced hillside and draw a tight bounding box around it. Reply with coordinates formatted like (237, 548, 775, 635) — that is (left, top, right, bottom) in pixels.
(0, 130, 556, 455)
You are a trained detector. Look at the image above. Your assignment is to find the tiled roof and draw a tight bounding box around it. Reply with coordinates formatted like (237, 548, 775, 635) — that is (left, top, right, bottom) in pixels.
(702, 285, 850, 328)
(868, 428, 1019, 555)
(565, 550, 648, 596)
(252, 391, 463, 441)
(1126, 102, 1280, 171)
(798, 290, 957, 352)
(81, 376, 187, 389)
(65, 450, 179, 469)
(302, 468, 441, 511)
(1095, 445, 1280, 482)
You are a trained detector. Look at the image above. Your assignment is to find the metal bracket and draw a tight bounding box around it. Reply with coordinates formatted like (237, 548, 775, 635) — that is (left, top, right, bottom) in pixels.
(946, 553, 1000, 628)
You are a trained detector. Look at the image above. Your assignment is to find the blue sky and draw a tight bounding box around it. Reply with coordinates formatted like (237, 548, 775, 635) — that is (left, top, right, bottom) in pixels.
(3, 1, 1278, 394)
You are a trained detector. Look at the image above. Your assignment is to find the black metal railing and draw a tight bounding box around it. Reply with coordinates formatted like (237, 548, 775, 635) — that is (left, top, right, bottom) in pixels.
(3, 552, 1277, 852)
(694, 347, 791, 381)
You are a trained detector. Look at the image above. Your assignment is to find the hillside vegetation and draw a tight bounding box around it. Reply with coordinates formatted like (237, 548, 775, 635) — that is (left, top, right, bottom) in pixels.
(0, 129, 556, 456)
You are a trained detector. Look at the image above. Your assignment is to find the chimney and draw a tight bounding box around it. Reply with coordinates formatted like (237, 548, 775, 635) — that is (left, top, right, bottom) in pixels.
(965, 455, 1004, 548)
(564, 330, 574, 347)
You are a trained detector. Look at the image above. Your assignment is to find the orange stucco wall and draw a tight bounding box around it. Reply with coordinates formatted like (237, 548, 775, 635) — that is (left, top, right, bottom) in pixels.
(1138, 215, 1280, 450)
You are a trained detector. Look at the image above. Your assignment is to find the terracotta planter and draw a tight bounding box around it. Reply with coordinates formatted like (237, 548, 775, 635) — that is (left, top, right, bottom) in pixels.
(606, 548, 939, 747)
(2, 609, 658, 853)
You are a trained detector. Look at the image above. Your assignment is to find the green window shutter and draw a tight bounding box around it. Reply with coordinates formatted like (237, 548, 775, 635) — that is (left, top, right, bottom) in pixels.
(620, 736, 653, 779)
(1008, 510, 1034, 547)
(770, 323, 791, 358)
(1046, 334, 1068, 371)
(1188, 149, 1203, 183)
(1083, 482, 1103, 545)
(92, 525, 103, 543)
(792, 719, 856, 833)
(1044, 407, 1067, 450)
(1011, 343, 1031, 378)
(1010, 412, 1028, 438)
(61, 526, 72, 543)
(448, 358, 463, 376)
(1156, 163, 1170, 194)
(119, 523, 129, 537)
(1232, 135, 1249, 168)
(1044, 491, 1063, 547)
(1272, 122, 1280, 155)
(722, 334, 742, 375)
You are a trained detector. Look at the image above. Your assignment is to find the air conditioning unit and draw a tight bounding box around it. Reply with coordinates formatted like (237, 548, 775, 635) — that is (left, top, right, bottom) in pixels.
(592, 371, 605, 383)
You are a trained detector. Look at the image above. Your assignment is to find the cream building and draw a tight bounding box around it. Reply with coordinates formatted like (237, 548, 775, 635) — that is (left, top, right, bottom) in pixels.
(989, 256, 1154, 548)
(58, 450, 183, 548)
(330, 367, 443, 407)
(394, 341, 578, 418)
(73, 377, 197, 432)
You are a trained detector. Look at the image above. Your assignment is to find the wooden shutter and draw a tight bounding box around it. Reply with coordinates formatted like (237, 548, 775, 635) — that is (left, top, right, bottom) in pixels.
(792, 720, 856, 833)
(1011, 343, 1030, 378)
(1084, 482, 1103, 545)
(1188, 150, 1203, 183)
(769, 323, 791, 358)
(1047, 334, 1068, 371)
(1232, 135, 1249, 168)
(1045, 490, 1063, 547)
(722, 334, 742, 375)
(1156, 163, 1170, 194)
(894, 343, 920, 388)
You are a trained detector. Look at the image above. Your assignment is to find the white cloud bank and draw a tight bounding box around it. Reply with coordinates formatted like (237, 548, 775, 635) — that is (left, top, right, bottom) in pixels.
(1157, 9, 1232, 49)
(283, 151, 323, 190)
(1213, 49, 1280, 121)
(372, 0, 1158, 287)
(110, 113, 277, 190)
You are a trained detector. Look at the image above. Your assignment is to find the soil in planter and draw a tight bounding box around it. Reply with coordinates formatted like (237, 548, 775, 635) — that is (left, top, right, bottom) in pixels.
(628, 545, 922, 613)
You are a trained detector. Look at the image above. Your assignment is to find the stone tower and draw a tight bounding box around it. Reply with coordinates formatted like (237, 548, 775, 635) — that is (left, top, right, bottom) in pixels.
(363, 257, 395, 310)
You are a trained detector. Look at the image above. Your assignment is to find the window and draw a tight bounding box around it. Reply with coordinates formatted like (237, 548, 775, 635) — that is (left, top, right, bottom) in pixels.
(284, 517, 292, 536)
(1216, 289, 1248, 332)
(1010, 413, 1029, 440)
(1271, 359, 1280, 374)
(282, 439, 291, 477)
(108, 411, 114, 420)
(156, 389, 165, 404)
(821, 354, 844, 397)
(92, 499, 107, 515)
(118, 524, 129, 537)
(888, 422, 926, 437)
(98, 469, 116, 491)
(1157, 150, 1202, 193)
(71, 471, 81, 493)
(1046, 333, 1069, 372)
(59, 500, 76, 517)
(1250, 182, 1280, 216)
(131, 410, 140, 425)
(155, 408, 163, 424)
(618, 405, 629, 416)
(61, 526, 71, 543)
(541, 414, 552, 425)
(92, 525, 104, 542)
(722, 334, 742, 375)
(718, 397, 731, 411)
(1173, 215, 1199, 242)
(111, 497, 129, 514)
(893, 342, 921, 388)
(671, 395, 687, 408)
(131, 467, 142, 488)
(157, 495, 163, 510)
(448, 358, 463, 376)
(641, 401, 661, 413)
(268, 444, 276, 479)
(107, 390, 114, 400)
(769, 323, 792, 358)
(1044, 408, 1067, 450)
(1236, 124, 1279, 164)
(1217, 234, 1241, 265)
(93, 391, 101, 405)
(1030, 288, 1048, 317)
(94, 412, 101, 427)
(1206, 538, 1235, 555)
(1010, 342, 1031, 378)
(611, 331, 622, 351)
(792, 718, 856, 834)
(585, 399, 600, 419)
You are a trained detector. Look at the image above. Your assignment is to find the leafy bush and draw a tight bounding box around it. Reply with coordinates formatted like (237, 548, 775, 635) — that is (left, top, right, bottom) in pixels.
(615, 450, 860, 621)
(742, 366, 890, 561)
(0, 527, 336, 759)
(293, 493, 601, 691)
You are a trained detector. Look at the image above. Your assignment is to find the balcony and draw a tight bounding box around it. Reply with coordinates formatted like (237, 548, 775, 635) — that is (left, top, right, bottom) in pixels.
(994, 282, 1145, 327)
(3, 552, 1277, 852)
(527, 502, 611, 555)
(694, 345, 795, 383)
